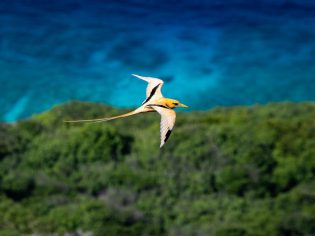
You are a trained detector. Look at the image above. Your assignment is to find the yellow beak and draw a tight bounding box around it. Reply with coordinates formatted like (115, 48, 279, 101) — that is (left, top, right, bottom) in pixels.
(178, 103, 188, 108)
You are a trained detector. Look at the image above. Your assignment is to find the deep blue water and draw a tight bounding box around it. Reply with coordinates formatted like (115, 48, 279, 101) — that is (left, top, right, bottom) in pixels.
(1, 0, 315, 122)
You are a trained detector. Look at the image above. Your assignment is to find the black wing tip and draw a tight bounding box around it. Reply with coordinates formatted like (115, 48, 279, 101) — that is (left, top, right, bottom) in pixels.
(164, 129, 172, 143)
(160, 129, 172, 148)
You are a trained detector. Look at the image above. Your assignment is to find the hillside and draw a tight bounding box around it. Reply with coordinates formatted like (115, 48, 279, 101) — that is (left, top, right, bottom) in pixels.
(0, 102, 314, 236)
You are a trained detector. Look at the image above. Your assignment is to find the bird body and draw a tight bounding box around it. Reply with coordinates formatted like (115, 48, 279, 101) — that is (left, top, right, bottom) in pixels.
(65, 74, 188, 148)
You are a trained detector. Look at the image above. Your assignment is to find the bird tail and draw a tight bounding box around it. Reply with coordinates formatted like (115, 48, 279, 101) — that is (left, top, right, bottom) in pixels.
(64, 110, 138, 123)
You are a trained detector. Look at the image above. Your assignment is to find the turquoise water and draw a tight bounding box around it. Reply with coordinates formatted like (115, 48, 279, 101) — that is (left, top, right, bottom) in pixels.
(1, 0, 315, 121)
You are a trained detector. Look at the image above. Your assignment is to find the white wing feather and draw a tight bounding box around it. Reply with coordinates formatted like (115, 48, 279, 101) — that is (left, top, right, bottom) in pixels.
(132, 74, 164, 101)
(151, 106, 176, 148)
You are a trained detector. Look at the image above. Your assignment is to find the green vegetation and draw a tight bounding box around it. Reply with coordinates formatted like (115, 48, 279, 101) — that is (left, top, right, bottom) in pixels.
(0, 101, 314, 236)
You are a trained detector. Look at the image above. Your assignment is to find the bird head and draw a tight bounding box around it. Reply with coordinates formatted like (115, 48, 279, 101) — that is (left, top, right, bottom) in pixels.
(167, 99, 188, 109)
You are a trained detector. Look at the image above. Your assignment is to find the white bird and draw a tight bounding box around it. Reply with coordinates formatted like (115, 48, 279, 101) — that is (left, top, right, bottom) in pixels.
(65, 74, 188, 148)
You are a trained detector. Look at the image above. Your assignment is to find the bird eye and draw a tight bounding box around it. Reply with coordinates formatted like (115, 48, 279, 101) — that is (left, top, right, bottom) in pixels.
(173, 102, 178, 105)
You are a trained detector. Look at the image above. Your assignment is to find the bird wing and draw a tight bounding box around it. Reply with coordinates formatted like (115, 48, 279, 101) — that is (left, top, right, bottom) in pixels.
(132, 74, 164, 104)
(151, 105, 176, 148)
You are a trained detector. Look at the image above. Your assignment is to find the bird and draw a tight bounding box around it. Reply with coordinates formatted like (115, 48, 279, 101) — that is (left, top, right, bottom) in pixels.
(65, 74, 188, 148)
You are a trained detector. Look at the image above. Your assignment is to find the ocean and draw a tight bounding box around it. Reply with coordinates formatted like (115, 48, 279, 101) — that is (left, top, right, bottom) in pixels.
(1, 0, 315, 121)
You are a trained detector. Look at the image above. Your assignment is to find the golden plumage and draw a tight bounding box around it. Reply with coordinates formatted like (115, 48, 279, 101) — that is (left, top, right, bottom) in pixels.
(65, 74, 188, 148)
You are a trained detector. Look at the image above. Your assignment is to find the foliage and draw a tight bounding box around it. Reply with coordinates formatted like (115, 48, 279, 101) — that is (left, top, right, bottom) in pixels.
(0, 101, 314, 235)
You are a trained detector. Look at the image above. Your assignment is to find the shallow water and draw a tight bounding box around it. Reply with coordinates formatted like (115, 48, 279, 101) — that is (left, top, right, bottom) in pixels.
(1, 0, 315, 121)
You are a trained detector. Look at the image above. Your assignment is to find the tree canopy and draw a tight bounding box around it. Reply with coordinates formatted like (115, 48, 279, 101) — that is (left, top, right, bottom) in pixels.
(0, 102, 314, 236)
